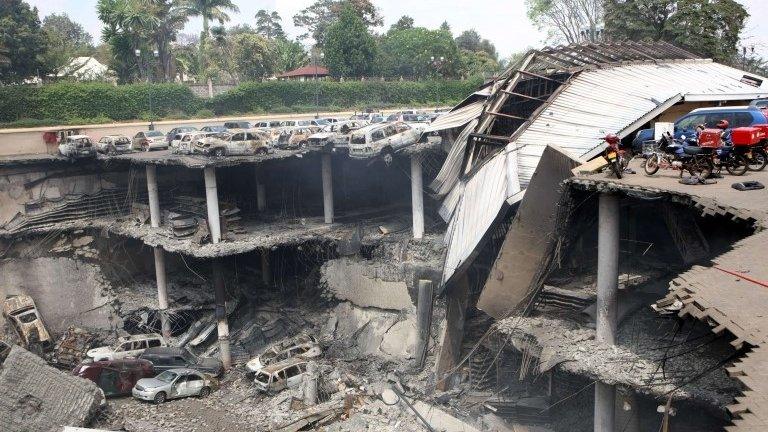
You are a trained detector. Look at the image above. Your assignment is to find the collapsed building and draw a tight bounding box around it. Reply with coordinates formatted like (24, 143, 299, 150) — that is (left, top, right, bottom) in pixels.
(2, 41, 768, 431)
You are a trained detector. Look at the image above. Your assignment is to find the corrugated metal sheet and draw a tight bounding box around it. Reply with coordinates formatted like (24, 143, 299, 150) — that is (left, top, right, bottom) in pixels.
(431, 120, 478, 204)
(423, 101, 484, 133)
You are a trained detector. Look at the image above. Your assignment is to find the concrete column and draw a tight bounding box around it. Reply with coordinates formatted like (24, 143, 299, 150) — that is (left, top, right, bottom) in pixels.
(254, 166, 266, 212)
(203, 167, 221, 243)
(594, 193, 620, 432)
(411, 155, 424, 240)
(261, 249, 271, 286)
(153, 247, 171, 339)
(414, 280, 434, 368)
(321, 153, 334, 224)
(146, 165, 161, 228)
(212, 260, 231, 369)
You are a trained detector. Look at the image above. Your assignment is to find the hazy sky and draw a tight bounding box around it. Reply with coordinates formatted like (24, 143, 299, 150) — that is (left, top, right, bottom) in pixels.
(25, 0, 768, 59)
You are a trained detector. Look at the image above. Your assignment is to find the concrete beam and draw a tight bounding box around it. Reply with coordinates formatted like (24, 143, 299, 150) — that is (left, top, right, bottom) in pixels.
(321, 153, 334, 224)
(146, 165, 161, 228)
(203, 167, 221, 243)
(153, 247, 171, 339)
(411, 155, 424, 240)
(435, 274, 470, 390)
(212, 260, 231, 369)
(414, 279, 434, 368)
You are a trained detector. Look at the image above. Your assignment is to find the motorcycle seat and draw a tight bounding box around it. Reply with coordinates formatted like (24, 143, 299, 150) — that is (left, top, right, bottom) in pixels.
(683, 146, 706, 155)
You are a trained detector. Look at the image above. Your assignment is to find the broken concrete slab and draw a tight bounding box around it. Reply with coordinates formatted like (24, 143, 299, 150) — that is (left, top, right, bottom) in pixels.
(329, 302, 417, 360)
(0, 345, 105, 431)
(321, 257, 414, 311)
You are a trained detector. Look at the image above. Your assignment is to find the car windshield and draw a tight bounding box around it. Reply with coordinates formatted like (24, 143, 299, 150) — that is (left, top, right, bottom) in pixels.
(350, 133, 366, 144)
(315, 119, 330, 125)
(146, 131, 163, 137)
(254, 372, 270, 384)
(115, 137, 130, 144)
(155, 371, 178, 383)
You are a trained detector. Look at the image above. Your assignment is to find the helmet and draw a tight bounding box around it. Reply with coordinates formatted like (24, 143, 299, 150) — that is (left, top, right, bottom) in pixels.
(604, 133, 620, 145)
(716, 119, 730, 129)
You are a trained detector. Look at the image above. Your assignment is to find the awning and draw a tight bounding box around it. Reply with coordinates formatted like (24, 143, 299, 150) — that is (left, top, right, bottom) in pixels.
(422, 101, 485, 133)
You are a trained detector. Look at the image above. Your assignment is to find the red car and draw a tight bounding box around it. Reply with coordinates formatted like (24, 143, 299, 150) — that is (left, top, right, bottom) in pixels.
(73, 358, 155, 397)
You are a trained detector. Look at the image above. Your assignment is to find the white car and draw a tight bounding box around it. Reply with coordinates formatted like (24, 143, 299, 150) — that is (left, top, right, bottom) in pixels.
(87, 333, 167, 361)
(132, 368, 213, 404)
(172, 131, 213, 154)
(96, 135, 131, 154)
(348, 122, 425, 160)
(58, 135, 96, 158)
(307, 120, 368, 150)
(132, 130, 168, 151)
(193, 130, 272, 156)
(246, 334, 321, 373)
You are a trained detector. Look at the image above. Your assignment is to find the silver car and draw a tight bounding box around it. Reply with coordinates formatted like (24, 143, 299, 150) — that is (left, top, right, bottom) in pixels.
(132, 368, 213, 404)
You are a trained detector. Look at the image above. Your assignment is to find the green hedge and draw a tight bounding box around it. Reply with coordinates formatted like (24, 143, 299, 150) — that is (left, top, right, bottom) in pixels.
(0, 78, 483, 125)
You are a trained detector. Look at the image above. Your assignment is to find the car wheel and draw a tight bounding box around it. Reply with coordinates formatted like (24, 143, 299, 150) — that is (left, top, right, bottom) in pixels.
(153, 391, 167, 404)
(213, 148, 225, 157)
(199, 387, 211, 398)
(108, 146, 116, 156)
(299, 141, 307, 149)
(142, 143, 150, 152)
(258, 147, 268, 155)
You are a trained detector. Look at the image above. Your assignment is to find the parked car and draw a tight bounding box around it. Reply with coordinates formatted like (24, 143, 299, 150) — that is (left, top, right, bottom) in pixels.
(138, 346, 224, 377)
(280, 119, 320, 128)
(348, 122, 424, 160)
(132, 130, 168, 151)
(73, 358, 155, 397)
(200, 125, 228, 134)
(193, 130, 272, 156)
(96, 135, 132, 155)
(86, 333, 167, 361)
(253, 358, 308, 393)
(58, 135, 97, 159)
(318, 117, 339, 124)
(166, 126, 197, 144)
(254, 120, 282, 129)
(2, 295, 52, 350)
(387, 113, 430, 124)
(223, 120, 252, 129)
(308, 121, 367, 151)
(132, 368, 214, 404)
(276, 127, 321, 149)
(632, 104, 768, 152)
(246, 334, 321, 373)
(171, 131, 213, 154)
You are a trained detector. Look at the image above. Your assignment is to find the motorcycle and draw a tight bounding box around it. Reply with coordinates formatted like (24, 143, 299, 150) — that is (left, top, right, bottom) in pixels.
(602, 133, 628, 179)
(698, 129, 748, 176)
(729, 126, 768, 171)
(643, 132, 713, 178)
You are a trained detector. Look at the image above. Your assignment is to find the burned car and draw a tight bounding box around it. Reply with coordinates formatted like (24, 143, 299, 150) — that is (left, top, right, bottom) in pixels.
(96, 135, 132, 155)
(348, 122, 425, 161)
(86, 333, 167, 361)
(276, 126, 321, 149)
(2, 295, 52, 350)
(58, 135, 97, 159)
(246, 334, 321, 373)
(73, 358, 155, 397)
(132, 368, 214, 404)
(138, 346, 224, 377)
(253, 358, 308, 393)
(171, 131, 212, 154)
(307, 120, 367, 151)
(193, 130, 272, 156)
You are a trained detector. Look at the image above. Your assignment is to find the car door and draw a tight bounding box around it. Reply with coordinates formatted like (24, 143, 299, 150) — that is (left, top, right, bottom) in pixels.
(229, 132, 245, 154)
(284, 364, 305, 388)
(171, 374, 188, 398)
(185, 373, 204, 395)
(132, 132, 143, 148)
(272, 370, 288, 392)
(115, 341, 133, 359)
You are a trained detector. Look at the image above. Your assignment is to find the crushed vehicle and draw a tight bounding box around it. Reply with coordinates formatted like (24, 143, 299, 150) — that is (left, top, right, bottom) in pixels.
(253, 358, 308, 393)
(307, 120, 367, 151)
(96, 135, 132, 155)
(276, 126, 321, 149)
(132, 368, 213, 404)
(166, 126, 197, 144)
(246, 334, 321, 373)
(132, 130, 168, 151)
(2, 295, 52, 351)
(58, 135, 97, 159)
(193, 130, 272, 156)
(348, 121, 425, 161)
(73, 358, 155, 397)
(86, 333, 166, 361)
(138, 346, 224, 377)
(171, 131, 213, 154)
(51, 327, 96, 368)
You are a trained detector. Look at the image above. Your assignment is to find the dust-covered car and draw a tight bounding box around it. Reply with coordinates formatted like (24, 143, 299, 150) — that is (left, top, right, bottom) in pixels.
(171, 131, 214, 154)
(86, 333, 167, 361)
(307, 121, 367, 151)
(2, 295, 52, 350)
(246, 334, 321, 373)
(58, 135, 97, 158)
(253, 358, 308, 393)
(138, 346, 224, 377)
(132, 130, 168, 151)
(348, 122, 425, 160)
(96, 135, 132, 155)
(276, 127, 321, 149)
(132, 368, 214, 404)
(193, 130, 272, 156)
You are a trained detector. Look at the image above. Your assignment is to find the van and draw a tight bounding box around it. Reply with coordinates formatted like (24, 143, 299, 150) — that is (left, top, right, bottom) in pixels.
(253, 358, 308, 393)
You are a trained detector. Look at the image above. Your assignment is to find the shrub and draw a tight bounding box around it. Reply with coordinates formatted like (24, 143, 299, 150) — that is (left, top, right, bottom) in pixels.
(194, 109, 215, 119)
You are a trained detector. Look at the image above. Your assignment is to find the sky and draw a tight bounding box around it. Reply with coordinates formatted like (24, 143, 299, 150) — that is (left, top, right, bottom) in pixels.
(24, 0, 768, 60)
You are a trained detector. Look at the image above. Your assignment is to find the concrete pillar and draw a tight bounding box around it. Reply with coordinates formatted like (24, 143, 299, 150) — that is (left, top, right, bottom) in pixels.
(303, 361, 318, 406)
(254, 166, 266, 212)
(261, 249, 271, 286)
(594, 193, 620, 432)
(146, 165, 161, 228)
(321, 153, 334, 224)
(436, 274, 470, 391)
(411, 155, 424, 240)
(414, 279, 434, 368)
(203, 167, 221, 243)
(146, 165, 170, 338)
(212, 260, 231, 369)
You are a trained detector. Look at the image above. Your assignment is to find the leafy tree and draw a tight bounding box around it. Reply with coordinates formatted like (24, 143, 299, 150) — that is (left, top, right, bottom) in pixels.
(455, 29, 498, 59)
(183, 0, 239, 69)
(439, 21, 451, 32)
(275, 38, 309, 73)
(293, 0, 382, 45)
(0, 42, 10, 66)
(231, 33, 276, 80)
(42, 13, 94, 53)
(379, 26, 461, 79)
(604, 0, 748, 63)
(255, 9, 285, 39)
(324, 4, 376, 77)
(389, 15, 414, 33)
(526, 0, 603, 43)
(0, 0, 50, 83)
(459, 49, 499, 78)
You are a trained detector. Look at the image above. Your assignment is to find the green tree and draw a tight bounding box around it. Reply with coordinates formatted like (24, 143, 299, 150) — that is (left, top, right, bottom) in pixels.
(389, 15, 414, 33)
(231, 33, 276, 80)
(293, 0, 382, 45)
(439, 21, 451, 32)
(0, 0, 50, 83)
(525, 0, 603, 43)
(255, 9, 285, 39)
(455, 29, 498, 59)
(42, 13, 94, 53)
(379, 26, 461, 79)
(324, 4, 376, 77)
(154, 1, 189, 82)
(459, 49, 499, 78)
(275, 38, 309, 73)
(604, 0, 748, 63)
(182, 0, 239, 70)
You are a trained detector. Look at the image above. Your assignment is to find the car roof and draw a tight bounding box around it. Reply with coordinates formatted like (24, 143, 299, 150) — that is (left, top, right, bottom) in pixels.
(689, 106, 752, 113)
(142, 346, 184, 355)
(261, 358, 306, 374)
(67, 135, 90, 139)
(117, 333, 162, 342)
(102, 135, 128, 138)
(87, 358, 152, 367)
(165, 368, 199, 374)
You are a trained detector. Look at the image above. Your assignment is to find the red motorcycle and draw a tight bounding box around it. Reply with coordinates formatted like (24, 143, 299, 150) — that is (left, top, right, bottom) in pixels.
(603, 133, 628, 179)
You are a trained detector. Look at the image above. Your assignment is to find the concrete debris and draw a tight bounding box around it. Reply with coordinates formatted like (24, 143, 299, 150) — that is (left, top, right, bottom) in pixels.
(321, 258, 414, 311)
(327, 302, 418, 360)
(50, 326, 95, 369)
(0, 345, 105, 431)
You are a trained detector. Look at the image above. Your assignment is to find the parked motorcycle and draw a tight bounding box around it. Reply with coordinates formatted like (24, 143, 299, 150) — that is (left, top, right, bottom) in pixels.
(698, 127, 748, 176)
(602, 133, 628, 179)
(729, 125, 768, 171)
(643, 132, 713, 178)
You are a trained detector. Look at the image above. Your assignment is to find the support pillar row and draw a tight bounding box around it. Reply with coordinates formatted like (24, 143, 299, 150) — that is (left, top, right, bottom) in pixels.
(146, 165, 170, 339)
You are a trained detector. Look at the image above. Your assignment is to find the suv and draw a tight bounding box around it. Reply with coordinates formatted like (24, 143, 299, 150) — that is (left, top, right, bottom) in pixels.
(348, 122, 424, 160)
(193, 130, 272, 156)
(253, 358, 308, 393)
(246, 334, 321, 373)
(87, 333, 166, 361)
(633, 104, 768, 152)
(2, 295, 52, 350)
(308, 121, 367, 151)
(172, 131, 213, 154)
(138, 346, 224, 377)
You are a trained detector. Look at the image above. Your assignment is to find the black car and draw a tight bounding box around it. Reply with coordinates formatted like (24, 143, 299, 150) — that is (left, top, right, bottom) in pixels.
(138, 347, 224, 377)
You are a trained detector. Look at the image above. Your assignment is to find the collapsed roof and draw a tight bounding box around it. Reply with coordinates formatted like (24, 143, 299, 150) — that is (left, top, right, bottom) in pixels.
(434, 41, 768, 289)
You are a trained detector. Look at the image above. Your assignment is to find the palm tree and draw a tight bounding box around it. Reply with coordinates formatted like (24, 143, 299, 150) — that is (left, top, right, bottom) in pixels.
(182, 0, 239, 69)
